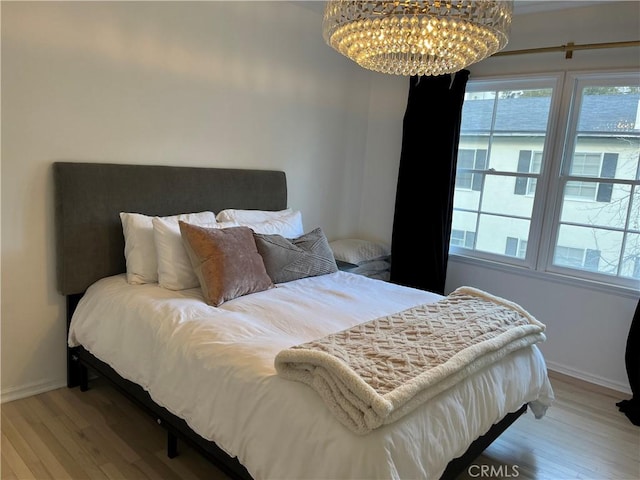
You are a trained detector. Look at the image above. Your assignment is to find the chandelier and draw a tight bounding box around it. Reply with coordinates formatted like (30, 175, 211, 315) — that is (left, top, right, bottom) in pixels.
(322, 1, 513, 76)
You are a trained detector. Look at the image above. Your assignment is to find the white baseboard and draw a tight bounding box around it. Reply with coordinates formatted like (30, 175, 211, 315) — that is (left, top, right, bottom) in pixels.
(546, 360, 632, 395)
(1, 379, 66, 404)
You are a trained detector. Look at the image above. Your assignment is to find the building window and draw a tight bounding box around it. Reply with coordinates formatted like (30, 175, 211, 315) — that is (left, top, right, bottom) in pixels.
(514, 150, 542, 196)
(455, 149, 487, 191)
(505, 237, 528, 259)
(451, 72, 640, 290)
(451, 229, 476, 249)
(564, 152, 619, 202)
(554, 245, 601, 271)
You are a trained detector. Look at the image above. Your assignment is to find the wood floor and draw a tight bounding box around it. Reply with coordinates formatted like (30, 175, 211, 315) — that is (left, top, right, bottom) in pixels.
(1, 371, 639, 480)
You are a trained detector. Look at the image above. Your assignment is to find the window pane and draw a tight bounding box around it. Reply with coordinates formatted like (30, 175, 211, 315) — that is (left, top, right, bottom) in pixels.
(460, 89, 552, 173)
(565, 180, 597, 200)
(455, 172, 472, 190)
(458, 135, 491, 157)
(554, 245, 586, 269)
(621, 233, 640, 279)
(453, 83, 554, 261)
(560, 182, 631, 229)
(571, 139, 639, 181)
(455, 148, 488, 192)
(453, 181, 481, 211)
(554, 79, 640, 283)
(482, 174, 534, 217)
(451, 229, 465, 246)
(569, 152, 601, 176)
(451, 211, 478, 249)
(555, 224, 624, 276)
(486, 136, 547, 173)
(494, 89, 553, 133)
(504, 237, 527, 259)
(450, 229, 476, 249)
(578, 85, 640, 134)
(631, 188, 640, 233)
(475, 215, 530, 257)
(458, 149, 475, 168)
(461, 92, 495, 131)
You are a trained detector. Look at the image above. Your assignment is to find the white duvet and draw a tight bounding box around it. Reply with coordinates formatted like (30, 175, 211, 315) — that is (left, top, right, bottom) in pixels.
(69, 272, 554, 480)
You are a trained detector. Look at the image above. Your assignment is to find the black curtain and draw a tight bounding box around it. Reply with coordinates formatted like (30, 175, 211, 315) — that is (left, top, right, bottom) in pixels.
(617, 298, 640, 426)
(389, 71, 470, 295)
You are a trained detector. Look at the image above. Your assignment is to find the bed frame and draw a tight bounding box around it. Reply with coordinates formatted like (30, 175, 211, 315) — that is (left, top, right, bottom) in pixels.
(54, 161, 526, 480)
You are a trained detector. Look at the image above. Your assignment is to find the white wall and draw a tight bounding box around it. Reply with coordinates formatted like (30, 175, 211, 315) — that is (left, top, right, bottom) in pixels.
(0, 0, 376, 401)
(445, 1, 640, 393)
(358, 73, 407, 244)
(471, 0, 640, 77)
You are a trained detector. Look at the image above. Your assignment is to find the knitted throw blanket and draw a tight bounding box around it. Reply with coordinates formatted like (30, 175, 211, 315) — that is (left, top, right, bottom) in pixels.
(274, 286, 546, 435)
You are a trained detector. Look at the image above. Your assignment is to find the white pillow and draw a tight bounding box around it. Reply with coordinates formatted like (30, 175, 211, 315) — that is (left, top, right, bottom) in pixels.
(120, 211, 216, 284)
(240, 210, 304, 238)
(153, 218, 237, 290)
(216, 208, 293, 224)
(329, 239, 391, 266)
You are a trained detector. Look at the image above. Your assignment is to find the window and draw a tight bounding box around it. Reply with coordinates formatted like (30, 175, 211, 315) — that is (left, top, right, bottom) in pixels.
(564, 152, 619, 201)
(505, 237, 528, 259)
(451, 72, 640, 291)
(514, 150, 542, 196)
(554, 245, 601, 271)
(455, 149, 487, 191)
(451, 229, 476, 249)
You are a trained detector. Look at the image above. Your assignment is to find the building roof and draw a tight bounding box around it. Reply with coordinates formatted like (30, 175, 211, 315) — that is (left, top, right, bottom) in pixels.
(461, 93, 640, 134)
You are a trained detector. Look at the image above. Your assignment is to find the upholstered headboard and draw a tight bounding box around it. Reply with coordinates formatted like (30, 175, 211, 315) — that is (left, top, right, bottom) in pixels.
(53, 162, 287, 295)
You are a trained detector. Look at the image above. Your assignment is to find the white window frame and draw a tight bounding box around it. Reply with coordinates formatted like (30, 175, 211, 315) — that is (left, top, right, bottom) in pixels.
(450, 70, 640, 294)
(450, 73, 564, 272)
(539, 70, 640, 290)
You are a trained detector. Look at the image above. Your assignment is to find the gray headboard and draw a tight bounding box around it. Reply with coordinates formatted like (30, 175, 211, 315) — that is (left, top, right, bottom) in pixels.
(54, 162, 287, 295)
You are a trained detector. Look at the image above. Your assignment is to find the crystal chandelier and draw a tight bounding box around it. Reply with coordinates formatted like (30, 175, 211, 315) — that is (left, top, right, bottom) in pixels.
(322, 1, 513, 76)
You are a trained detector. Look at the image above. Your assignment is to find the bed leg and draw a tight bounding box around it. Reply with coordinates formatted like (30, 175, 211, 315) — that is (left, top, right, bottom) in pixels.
(79, 363, 89, 392)
(67, 347, 82, 388)
(66, 295, 84, 389)
(167, 431, 178, 458)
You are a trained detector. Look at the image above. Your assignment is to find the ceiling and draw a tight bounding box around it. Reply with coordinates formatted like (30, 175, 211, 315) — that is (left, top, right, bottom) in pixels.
(513, 1, 614, 14)
(297, 1, 617, 16)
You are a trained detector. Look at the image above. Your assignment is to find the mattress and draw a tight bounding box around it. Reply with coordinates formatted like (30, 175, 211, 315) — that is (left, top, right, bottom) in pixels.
(68, 271, 554, 480)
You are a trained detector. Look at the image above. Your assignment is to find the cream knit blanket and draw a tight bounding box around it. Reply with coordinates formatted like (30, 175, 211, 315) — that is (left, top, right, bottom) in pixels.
(274, 286, 546, 434)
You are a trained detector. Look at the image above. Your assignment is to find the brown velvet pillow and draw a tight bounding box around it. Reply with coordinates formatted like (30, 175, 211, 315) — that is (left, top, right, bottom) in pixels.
(179, 222, 274, 306)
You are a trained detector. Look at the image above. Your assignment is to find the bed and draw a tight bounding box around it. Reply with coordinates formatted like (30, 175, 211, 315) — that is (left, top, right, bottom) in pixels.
(54, 162, 554, 480)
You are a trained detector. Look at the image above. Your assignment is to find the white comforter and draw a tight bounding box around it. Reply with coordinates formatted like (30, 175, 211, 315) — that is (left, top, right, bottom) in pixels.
(69, 272, 554, 480)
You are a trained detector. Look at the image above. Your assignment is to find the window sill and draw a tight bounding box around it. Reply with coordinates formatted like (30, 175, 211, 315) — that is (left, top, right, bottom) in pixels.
(448, 253, 640, 299)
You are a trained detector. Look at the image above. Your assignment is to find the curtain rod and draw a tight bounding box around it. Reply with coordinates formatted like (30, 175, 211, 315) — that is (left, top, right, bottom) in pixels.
(492, 40, 640, 59)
